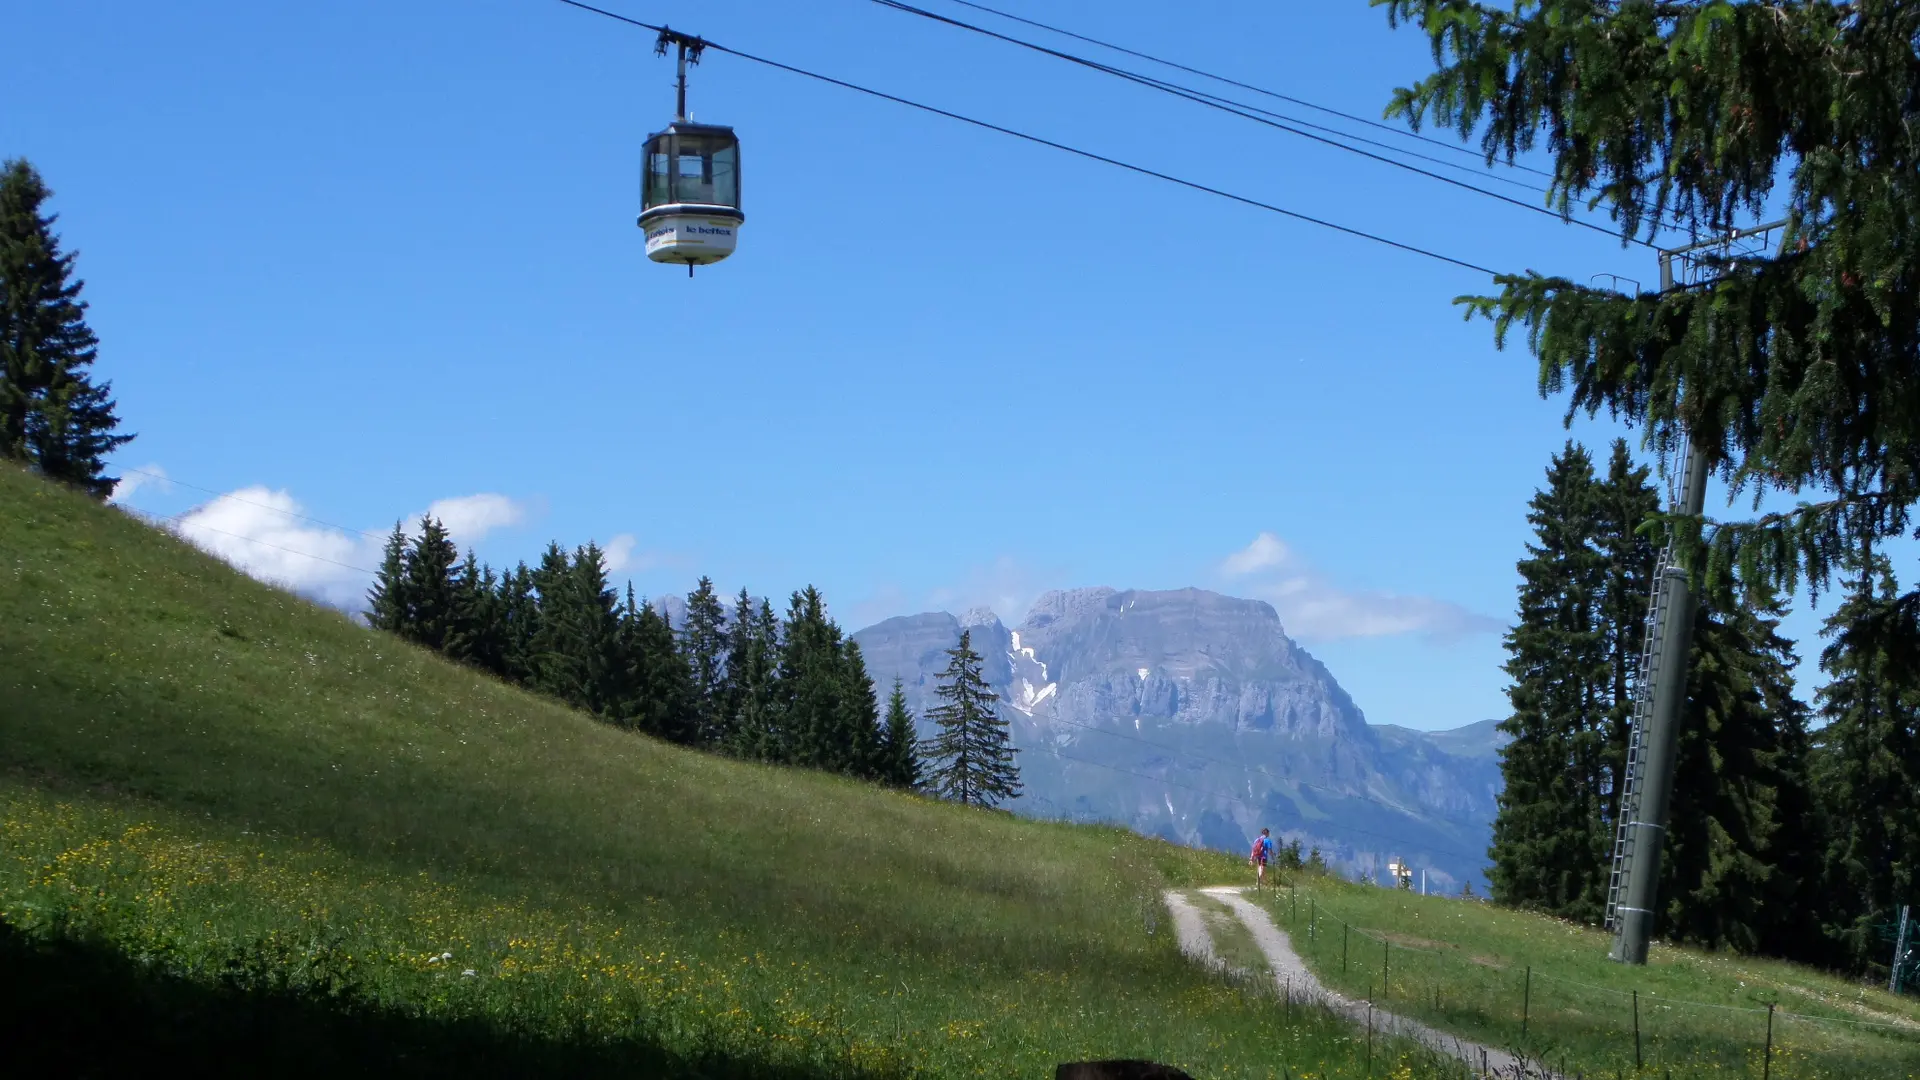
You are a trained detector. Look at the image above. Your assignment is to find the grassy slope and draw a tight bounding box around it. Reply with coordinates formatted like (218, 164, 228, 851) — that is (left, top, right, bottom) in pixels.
(1248, 873, 1920, 1079)
(0, 463, 1415, 1079)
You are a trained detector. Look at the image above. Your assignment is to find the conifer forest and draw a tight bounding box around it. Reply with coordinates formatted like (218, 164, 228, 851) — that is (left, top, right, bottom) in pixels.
(1489, 438, 1913, 979)
(362, 521, 942, 793)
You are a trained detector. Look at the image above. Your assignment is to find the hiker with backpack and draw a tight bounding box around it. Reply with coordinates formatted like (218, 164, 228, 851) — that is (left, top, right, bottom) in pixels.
(1249, 828, 1276, 890)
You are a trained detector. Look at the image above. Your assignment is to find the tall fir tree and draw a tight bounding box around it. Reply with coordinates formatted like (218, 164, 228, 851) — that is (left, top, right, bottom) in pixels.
(680, 576, 731, 747)
(1377, 0, 1920, 663)
(528, 543, 622, 716)
(1383, 6, 1920, 970)
(921, 629, 1021, 808)
(774, 587, 850, 772)
(496, 561, 539, 685)
(1812, 557, 1920, 976)
(365, 522, 411, 634)
(443, 551, 504, 675)
(1489, 442, 1611, 919)
(882, 678, 923, 791)
(718, 589, 779, 759)
(402, 516, 461, 652)
(1659, 598, 1796, 953)
(618, 587, 696, 744)
(0, 159, 131, 497)
(1762, 660, 1825, 965)
(838, 639, 885, 780)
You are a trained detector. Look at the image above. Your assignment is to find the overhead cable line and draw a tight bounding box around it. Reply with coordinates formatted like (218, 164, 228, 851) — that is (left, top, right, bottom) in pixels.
(118, 466, 391, 541)
(937, 0, 1555, 181)
(549, 0, 1503, 277)
(903, 2, 1551, 197)
(120, 503, 380, 576)
(864, 0, 1644, 247)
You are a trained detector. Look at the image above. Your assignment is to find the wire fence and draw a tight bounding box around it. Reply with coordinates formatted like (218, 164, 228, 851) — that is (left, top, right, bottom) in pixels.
(1257, 884, 1920, 1079)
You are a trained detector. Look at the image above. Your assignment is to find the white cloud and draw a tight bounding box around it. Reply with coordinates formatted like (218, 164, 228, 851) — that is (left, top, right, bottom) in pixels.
(603, 533, 639, 572)
(173, 487, 381, 611)
(600, 533, 672, 574)
(418, 493, 526, 547)
(164, 485, 542, 614)
(109, 463, 172, 503)
(1221, 532, 1292, 576)
(1219, 532, 1502, 644)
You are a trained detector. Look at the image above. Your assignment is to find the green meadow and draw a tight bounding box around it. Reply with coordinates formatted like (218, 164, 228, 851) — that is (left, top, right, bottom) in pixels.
(1253, 874, 1920, 1079)
(2, 461, 1441, 1079)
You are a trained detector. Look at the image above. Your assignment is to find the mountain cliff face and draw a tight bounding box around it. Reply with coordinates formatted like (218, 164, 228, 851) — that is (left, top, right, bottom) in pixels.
(852, 587, 1503, 891)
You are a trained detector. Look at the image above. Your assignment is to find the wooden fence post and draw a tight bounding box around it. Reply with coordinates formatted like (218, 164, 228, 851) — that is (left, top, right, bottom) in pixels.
(1522, 965, 1531, 1038)
(1762, 1003, 1775, 1080)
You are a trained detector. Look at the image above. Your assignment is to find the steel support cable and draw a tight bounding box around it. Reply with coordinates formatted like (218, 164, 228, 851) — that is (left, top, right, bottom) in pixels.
(937, 0, 1556, 179)
(548, 0, 1504, 276)
(118, 466, 391, 541)
(119, 503, 380, 575)
(895, 3, 1551, 195)
(864, 0, 1650, 247)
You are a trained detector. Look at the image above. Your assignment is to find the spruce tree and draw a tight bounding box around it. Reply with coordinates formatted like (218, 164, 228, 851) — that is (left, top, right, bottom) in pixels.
(772, 587, 852, 771)
(619, 586, 696, 743)
(838, 639, 885, 779)
(402, 515, 461, 652)
(525, 543, 573, 692)
(1812, 558, 1920, 975)
(528, 543, 622, 716)
(444, 552, 505, 675)
(0, 159, 131, 497)
(882, 678, 923, 790)
(1489, 442, 1611, 919)
(680, 576, 730, 747)
(718, 589, 780, 759)
(1379, 1, 1920, 614)
(921, 629, 1021, 808)
(1659, 599, 1793, 953)
(496, 562, 539, 685)
(365, 522, 411, 633)
(1763, 660, 1826, 965)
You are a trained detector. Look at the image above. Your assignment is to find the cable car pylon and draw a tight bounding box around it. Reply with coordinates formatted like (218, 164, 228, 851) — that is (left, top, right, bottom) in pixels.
(638, 28, 745, 276)
(1605, 219, 1789, 965)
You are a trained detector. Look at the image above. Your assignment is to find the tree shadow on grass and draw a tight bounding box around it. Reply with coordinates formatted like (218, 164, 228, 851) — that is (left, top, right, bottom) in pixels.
(0, 922, 886, 1080)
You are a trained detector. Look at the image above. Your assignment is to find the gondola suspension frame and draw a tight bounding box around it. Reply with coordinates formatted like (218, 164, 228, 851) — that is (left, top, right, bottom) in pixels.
(639, 28, 745, 276)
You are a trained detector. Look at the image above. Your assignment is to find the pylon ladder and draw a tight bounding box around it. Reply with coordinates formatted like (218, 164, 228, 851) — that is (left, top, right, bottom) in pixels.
(1606, 541, 1672, 930)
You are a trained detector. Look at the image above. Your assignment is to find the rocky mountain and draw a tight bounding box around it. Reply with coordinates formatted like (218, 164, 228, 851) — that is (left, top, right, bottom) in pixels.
(853, 587, 1503, 891)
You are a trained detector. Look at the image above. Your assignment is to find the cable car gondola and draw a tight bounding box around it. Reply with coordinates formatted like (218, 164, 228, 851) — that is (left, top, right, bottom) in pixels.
(640, 30, 743, 274)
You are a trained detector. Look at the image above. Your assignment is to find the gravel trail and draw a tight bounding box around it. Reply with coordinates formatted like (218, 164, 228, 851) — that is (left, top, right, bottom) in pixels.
(1163, 886, 1558, 1079)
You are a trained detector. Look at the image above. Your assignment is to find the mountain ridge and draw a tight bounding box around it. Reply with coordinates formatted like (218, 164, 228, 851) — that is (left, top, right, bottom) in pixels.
(852, 587, 1501, 889)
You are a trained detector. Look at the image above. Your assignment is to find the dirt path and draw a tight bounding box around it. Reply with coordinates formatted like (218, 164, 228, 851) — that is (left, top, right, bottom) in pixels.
(1164, 886, 1557, 1079)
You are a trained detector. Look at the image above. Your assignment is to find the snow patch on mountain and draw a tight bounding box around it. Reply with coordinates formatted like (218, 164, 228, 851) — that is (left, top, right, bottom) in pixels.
(1005, 628, 1057, 716)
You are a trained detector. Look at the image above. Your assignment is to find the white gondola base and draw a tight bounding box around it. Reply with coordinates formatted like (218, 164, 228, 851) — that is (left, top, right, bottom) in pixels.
(641, 207, 744, 266)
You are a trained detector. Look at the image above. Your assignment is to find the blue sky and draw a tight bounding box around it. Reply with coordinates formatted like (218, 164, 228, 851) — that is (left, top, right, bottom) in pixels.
(4, 0, 1879, 731)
